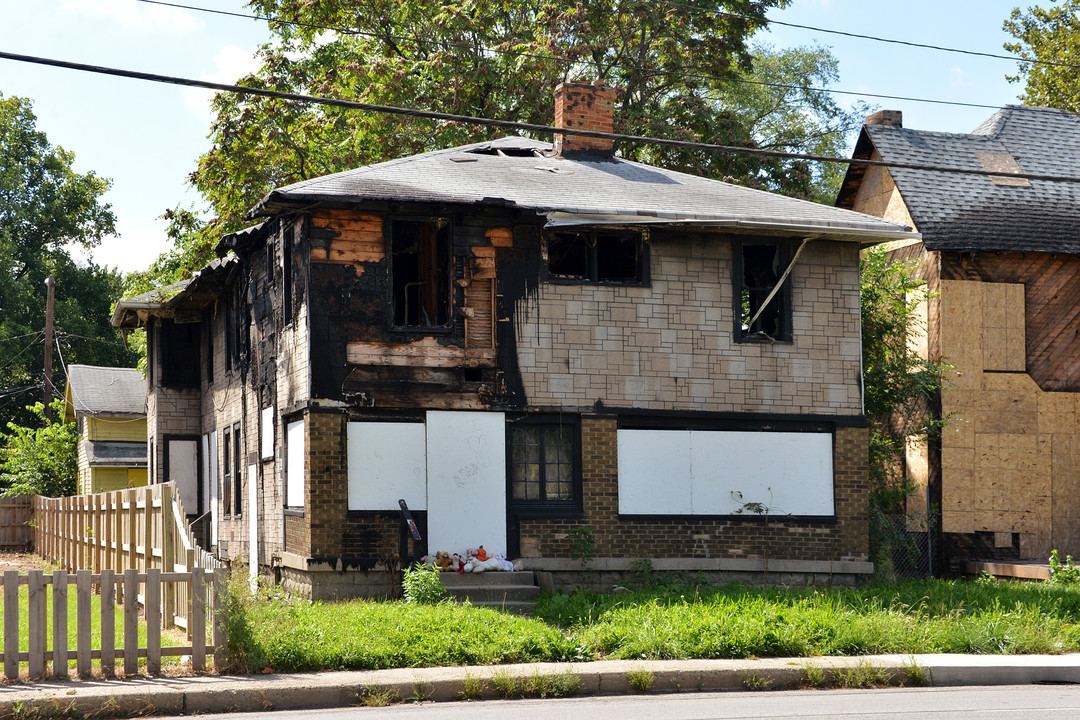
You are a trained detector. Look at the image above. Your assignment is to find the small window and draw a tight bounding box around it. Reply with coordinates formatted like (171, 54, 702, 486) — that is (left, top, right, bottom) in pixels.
(232, 423, 242, 517)
(221, 427, 232, 516)
(391, 218, 451, 328)
(546, 229, 644, 284)
(282, 225, 294, 325)
(508, 418, 581, 513)
(224, 282, 245, 371)
(204, 313, 214, 385)
(735, 240, 792, 342)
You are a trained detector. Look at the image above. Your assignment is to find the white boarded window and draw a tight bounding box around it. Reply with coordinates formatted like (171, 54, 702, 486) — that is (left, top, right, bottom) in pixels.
(617, 429, 834, 517)
(347, 422, 427, 511)
(261, 407, 274, 460)
(285, 419, 305, 508)
(167, 439, 199, 514)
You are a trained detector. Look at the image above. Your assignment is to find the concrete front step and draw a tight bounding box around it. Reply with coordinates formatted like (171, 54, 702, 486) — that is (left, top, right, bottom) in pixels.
(441, 570, 537, 587)
(440, 571, 540, 613)
(444, 585, 541, 603)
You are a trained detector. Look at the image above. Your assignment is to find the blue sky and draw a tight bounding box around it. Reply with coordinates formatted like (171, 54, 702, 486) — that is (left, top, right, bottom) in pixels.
(0, 0, 1031, 274)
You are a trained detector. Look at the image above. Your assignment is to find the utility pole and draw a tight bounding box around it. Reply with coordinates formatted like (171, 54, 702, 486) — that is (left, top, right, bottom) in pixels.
(43, 275, 55, 423)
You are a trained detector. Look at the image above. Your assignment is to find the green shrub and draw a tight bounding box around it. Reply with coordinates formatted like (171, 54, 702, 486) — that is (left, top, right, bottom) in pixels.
(217, 565, 264, 673)
(402, 562, 446, 604)
(1050, 550, 1080, 584)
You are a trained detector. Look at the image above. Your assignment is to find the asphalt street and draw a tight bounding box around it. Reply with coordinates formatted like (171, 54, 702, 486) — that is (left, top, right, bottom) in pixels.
(152, 684, 1080, 720)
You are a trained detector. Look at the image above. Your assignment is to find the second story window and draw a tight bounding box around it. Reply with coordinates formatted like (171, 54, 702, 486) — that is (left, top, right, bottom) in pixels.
(735, 239, 792, 343)
(390, 218, 451, 329)
(546, 229, 644, 284)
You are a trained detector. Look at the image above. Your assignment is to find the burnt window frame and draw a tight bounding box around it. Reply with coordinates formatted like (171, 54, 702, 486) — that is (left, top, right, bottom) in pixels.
(282, 223, 294, 327)
(506, 415, 583, 519)
(159, 319, 200, 390)
(733, 237, 794, 343)
(204, 311, 214, 385)
(543, 228, 648, 286)
(387, 216, 454, 332)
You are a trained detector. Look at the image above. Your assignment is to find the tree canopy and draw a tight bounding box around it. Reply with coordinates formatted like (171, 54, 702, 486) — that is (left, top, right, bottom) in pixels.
(128, 0, 873, 295)
(1004, 0, 1080, 113)
(0, 93, 138, 429)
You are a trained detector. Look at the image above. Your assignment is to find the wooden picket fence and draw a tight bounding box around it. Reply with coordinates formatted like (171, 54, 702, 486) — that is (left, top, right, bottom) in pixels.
(0, 567, 221, 679)
(33, 483, 224, 631)
(0, 496, 32, 550)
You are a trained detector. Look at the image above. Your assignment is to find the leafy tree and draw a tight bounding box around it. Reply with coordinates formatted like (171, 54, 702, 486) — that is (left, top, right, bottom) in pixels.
(860, 248, 953, 573)
(1003, 0, 1080, 113)
(0, 400, 77, 497)
(0, 93, 138, 429)
(128, 0, 880, 296)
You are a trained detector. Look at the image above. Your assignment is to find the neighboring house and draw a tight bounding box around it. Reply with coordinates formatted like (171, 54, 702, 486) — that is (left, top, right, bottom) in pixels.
(113, 81, 917, 598)
(837, 105, 1080, 568)
(63, 365, 148, 495)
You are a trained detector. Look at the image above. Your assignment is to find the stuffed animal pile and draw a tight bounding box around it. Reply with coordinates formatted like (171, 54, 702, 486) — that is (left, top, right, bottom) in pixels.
(425, 544, 515, 573)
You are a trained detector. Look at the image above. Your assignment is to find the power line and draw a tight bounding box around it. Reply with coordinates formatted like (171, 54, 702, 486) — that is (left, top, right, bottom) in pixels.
(0, 335, 43, 376)
(5, 48, 1080, 184)
(131, 0, 1001, 111)
(0, 332, 46, 344)
(658, 0, 1080, 70)
(56, 331, 126, 348)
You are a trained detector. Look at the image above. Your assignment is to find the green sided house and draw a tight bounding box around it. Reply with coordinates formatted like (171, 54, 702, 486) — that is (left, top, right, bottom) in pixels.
(63, 364, 148, 495)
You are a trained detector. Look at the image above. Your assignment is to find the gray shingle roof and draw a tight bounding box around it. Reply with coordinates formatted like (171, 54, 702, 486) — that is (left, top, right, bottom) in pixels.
(66, 365, 145, 417)
(251, 136, 916, 243)
(849, 105, 1080, 254)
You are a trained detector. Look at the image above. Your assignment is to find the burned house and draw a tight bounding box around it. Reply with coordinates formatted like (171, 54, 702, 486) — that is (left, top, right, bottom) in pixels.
(837, 105, 1080, 569)
(114, 82, 918, 597)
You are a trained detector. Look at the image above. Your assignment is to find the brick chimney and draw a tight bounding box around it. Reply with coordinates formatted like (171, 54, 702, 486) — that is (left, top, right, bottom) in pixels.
(553, 80, 619, 155)
(865, 109, 902, 128)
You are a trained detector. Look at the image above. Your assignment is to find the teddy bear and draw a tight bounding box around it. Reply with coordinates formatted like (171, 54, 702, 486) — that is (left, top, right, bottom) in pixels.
(434, 550, 454, 571)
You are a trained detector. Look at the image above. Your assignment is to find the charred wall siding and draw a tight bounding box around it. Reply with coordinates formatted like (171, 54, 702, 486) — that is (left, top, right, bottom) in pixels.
(305, 206, 537, 409)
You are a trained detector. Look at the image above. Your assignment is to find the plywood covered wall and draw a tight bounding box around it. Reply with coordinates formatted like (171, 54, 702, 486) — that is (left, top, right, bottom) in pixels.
(937, 278, 1080, 558)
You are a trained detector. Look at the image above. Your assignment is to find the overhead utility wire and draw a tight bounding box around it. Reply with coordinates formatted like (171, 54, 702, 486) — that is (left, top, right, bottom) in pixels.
(5, 49, 1080, 184)
(659, 0, 1080, 70)
(130, 0, 999, 111)
(0, 334, 43, 376)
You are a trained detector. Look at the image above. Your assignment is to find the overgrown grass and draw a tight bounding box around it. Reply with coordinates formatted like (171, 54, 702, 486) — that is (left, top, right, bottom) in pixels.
(242, 597, 589, 672)
(220, 576, 1080, 672)
(535, 578, 1080, 659)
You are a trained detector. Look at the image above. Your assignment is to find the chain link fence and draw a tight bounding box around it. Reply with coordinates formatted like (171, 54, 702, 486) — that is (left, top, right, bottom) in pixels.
(874, 512, 939, 581)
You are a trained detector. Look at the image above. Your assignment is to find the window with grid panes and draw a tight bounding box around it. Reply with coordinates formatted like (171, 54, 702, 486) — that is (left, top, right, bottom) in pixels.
(509, 421, 578, 508)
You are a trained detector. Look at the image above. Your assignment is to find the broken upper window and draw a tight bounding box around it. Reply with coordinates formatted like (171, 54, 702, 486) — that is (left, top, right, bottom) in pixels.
(546, 229, 644, 284)
(736, 240, 792, 342)
(391, 218, 451, 328)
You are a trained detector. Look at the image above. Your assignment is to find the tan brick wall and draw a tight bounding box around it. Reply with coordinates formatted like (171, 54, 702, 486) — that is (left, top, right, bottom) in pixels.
(515, 238, 864, 415)
(518, 417, 869, 562)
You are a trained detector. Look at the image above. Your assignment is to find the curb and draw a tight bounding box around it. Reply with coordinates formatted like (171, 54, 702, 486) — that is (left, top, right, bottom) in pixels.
(0, 655, 1077, 717)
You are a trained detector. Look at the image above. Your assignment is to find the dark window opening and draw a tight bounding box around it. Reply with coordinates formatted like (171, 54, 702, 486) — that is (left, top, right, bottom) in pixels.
(160, 320, 200, 390)
(222, 427, 232, 516)
(508, 418, 581, 513)
(737, 242, 791, 342)
(232, 422, 242, 517)
(204, 314, 214, 385)
(146, 325, 155, 390)
(282, 225, 294, 324)
(391, 219, 451, 328)
(224, 282, 244, 371)
(546, 229, 644, 284)
(547, 232, 590, 279)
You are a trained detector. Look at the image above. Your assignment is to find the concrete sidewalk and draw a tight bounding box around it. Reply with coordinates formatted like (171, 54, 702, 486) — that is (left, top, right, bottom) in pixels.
(1, 654, 1078, 717)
